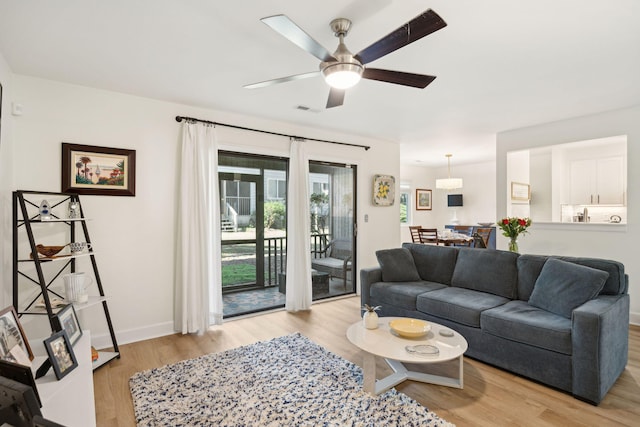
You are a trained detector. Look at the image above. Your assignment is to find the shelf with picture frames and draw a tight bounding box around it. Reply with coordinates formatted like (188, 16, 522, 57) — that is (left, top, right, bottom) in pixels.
(12, 190, 120, 372)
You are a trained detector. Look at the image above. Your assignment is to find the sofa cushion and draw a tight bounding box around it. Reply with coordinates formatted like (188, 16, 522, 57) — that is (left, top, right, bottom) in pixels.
(528, 258, 609, 318)
(555, 256, 626, 296)
(416, 287, 510, 327)
(516, 255, 548, 301)
(370, 281, 446, 311)
(402, 243, 459, 285)
(518, 254, 627, 300)
(376, 248, 421, 282)
(451, 248, 519, 299)
(481, 300, 572, 355)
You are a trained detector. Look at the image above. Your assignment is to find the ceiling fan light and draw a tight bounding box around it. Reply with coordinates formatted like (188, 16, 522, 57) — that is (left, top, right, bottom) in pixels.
(322, 63, 363, 89)
(436, 178, 463, 190)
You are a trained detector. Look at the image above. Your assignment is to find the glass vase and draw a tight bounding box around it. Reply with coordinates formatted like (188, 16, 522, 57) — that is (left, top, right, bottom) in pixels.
(508, 237, 519, 253)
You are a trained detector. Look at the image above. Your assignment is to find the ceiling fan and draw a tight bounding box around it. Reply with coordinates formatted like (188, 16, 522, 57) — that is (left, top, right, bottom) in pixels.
(244, 9, 447, 108)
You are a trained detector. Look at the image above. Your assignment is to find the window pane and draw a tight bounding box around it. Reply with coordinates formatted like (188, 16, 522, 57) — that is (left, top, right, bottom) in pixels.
(400, 192, 409, 223)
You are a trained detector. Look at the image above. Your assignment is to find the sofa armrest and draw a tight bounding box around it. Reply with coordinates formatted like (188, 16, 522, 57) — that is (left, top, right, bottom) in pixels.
(360, 267, 382, 308)
(572, 294, 630, 404)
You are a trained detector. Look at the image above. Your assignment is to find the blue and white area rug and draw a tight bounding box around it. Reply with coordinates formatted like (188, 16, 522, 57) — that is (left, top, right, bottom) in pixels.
(130, 333, 454, 426)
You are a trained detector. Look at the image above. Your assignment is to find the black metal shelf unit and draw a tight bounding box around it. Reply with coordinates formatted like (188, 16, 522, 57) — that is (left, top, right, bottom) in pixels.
(12, 190, 120, 369)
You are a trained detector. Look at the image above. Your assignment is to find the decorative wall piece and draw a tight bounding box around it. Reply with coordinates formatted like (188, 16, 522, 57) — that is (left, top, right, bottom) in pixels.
(416, 189, 432, 210)
(511, 182, 531, 202)
(373, 174, 395, 206)
(62, 143, 136, 196)
(0, 306, 34, 364)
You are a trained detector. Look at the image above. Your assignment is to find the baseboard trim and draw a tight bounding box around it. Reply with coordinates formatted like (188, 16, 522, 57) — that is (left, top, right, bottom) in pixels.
(92, 321, 176, 350)
(93, 309, 640, 349)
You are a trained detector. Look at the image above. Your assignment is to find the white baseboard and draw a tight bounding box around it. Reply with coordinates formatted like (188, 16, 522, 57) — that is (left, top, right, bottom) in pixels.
(92, 309, 640, 350)
(92, 321, 176, 350)
(630, 311, 640, 326)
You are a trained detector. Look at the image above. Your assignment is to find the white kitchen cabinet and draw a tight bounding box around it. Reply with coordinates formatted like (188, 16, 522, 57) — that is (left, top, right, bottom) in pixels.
(569, 157, 624, 205)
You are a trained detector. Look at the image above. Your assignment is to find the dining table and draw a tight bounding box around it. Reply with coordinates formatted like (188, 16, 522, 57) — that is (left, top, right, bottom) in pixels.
(435, 232, 473, 246)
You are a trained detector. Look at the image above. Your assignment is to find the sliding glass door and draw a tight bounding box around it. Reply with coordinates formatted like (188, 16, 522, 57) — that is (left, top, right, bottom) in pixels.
(219, 152, 288, 317)
(309, 161, 356, 300)
(218, 153, 356, 316)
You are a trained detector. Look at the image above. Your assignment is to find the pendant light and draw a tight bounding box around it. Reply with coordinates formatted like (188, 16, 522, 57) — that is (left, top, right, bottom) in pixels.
(436, 154, 463, 190)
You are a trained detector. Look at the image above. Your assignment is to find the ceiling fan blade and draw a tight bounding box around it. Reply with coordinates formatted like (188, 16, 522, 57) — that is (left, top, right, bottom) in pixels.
(261, 15, 336, 62)
(326, 88, 345, 108)
(244, 71, 320, 89)
(362, 68, 436, 88)
(355, 9, 447, 65)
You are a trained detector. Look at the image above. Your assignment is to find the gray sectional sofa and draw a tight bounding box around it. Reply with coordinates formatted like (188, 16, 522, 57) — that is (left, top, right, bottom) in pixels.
(360, 243, 629, 404)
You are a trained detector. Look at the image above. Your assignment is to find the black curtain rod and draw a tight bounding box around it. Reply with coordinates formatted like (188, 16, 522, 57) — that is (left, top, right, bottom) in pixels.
(175, 115, 370, 151)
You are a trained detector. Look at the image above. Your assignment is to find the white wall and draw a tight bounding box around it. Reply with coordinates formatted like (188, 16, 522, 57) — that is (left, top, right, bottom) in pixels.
(6, 75, 400, 346)
(397, 164, 437, 244)
(0, 51, 13, 309)
(400, 160, 497, 245)
(497, 106, 640, 324)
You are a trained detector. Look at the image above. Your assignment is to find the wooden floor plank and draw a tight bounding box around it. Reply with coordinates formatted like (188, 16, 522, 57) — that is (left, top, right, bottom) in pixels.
(93, 296, 640, 427)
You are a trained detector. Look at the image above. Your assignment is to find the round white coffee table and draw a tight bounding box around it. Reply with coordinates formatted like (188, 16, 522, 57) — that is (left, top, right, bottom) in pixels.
(346, 316, 468, 395)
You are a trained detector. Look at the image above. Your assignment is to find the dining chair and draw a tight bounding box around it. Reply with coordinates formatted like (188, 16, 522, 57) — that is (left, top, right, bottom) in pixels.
(418, 228, 439, 245)
(472, 232, 487, 248)
(474, 227, 493, 248)
(408, 226, 422, 243)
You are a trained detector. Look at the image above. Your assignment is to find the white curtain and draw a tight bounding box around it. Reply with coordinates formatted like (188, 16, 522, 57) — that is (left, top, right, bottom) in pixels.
(175, 121, 223, 334)
(285, 139, 312, 311)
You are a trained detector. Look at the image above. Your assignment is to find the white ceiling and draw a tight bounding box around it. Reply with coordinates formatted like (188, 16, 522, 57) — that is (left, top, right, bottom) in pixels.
(1, 0, 639, 167)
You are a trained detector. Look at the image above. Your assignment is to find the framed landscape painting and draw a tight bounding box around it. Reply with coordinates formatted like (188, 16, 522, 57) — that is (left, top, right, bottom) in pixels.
(61, 143, 136, 196)
(416, 189, 432, 210)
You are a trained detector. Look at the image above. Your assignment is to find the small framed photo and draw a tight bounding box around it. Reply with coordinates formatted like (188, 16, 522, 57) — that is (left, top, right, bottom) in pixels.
(61, 142, 136, 196)
(416, 189, 432, 211)
(53, 304, 83, 346)
(43, 331, 78, 380)
(0, 306, 34, 365)
(511, 182, 531, 202)
(0, 359, 41, 407)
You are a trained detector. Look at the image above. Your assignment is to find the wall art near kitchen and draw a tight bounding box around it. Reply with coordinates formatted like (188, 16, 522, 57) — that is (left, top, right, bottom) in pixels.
(416, 188, 432, 210)
(511, 181, 531, 202)
(62, 143, 136, 196)
(373, 174, 395, 206)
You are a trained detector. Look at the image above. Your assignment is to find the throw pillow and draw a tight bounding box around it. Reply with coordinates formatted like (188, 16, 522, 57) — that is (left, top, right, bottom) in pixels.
(528, 258, 609, 318)
(376, 248, 421, 282)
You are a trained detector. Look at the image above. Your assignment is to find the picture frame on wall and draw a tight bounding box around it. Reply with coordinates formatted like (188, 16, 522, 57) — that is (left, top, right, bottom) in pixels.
(52, 304, 83, 346)
(511, 182, 531, 202)
(372, 174, 395, 206)
(0, 306, 34, 365)
(61, 143, 136, 196)
(416, 189, 432, 211)
(43, 331, 78, 380)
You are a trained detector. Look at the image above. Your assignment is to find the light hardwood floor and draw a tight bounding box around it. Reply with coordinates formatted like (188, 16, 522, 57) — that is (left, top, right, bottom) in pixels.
(93, 296, 640, 426)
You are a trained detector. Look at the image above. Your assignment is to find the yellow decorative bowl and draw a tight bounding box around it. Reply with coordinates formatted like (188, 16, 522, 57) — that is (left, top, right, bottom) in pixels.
(389, 318, 431, 338)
